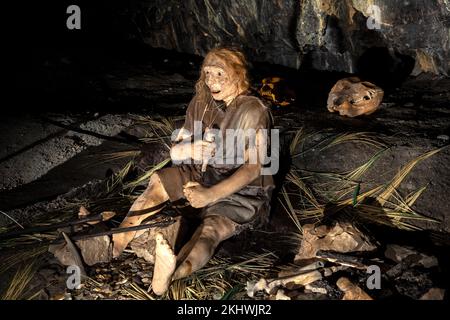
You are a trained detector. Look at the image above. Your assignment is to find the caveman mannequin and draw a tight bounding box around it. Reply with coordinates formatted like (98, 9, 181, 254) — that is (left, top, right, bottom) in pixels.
(112, 47, 274, 296)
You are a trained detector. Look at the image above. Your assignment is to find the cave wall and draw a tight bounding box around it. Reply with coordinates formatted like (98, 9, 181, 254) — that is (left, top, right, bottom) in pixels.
(114, 0, 450, 75)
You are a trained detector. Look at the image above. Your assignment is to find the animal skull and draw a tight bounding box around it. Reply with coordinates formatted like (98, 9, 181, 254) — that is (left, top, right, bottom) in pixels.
(327, 77, 384, 117)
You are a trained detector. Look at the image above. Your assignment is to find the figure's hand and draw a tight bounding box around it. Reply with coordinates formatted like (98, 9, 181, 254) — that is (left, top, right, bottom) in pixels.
(191, 140, 216, 162)
(183, 181, 216, 208)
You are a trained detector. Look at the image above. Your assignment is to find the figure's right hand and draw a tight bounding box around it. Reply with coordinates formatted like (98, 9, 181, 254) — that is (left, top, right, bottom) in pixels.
(191, 139, 216, 162)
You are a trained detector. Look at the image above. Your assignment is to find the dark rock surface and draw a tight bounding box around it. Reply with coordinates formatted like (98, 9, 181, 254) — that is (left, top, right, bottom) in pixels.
(117, 0, 450, 76)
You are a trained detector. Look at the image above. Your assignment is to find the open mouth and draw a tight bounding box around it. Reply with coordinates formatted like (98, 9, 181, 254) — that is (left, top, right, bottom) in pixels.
(211, 90, 221, 95)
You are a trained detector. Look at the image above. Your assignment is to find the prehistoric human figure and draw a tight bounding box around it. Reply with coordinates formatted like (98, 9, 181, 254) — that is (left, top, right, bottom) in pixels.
(112, 47, 275, 296)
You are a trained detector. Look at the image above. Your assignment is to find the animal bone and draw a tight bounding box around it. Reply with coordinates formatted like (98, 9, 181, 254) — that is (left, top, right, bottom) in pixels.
(247, 269, 322, 297)
(327, 77, 384, 117)
(323, 265, 349, 277)
(316, 250, 368, 269)
(278, 261, 324, 277)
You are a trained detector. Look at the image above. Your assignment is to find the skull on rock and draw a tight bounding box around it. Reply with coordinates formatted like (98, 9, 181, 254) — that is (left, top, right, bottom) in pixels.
(327, 77, 384, 117)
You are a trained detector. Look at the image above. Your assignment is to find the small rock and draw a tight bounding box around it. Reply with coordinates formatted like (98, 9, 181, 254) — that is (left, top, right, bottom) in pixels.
(48, 243, 79, 267)
(417, 255, 439, 269)
(384, 244, 417, 263)
(394, 269, 434, 299)
(385, 244, 438, 268)
(437, 135, 449, 141)
(246, 279, 268, 298)
(64, 293, 73, 300)
(76, 235, 112, 266)
(141, 277, 152, 284)
(386, 263, 404, 278)
(132, 276, 143, 285)
(116, 278, 129, 286)
(419, 288, 445, 300)
(336, 277, 373, 300)
(50, 292, 67, 300)
(275, 289, 291, 300)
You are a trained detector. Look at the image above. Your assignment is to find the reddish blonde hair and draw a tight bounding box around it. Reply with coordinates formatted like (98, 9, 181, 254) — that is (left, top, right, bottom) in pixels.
(195, 47, 250, 103)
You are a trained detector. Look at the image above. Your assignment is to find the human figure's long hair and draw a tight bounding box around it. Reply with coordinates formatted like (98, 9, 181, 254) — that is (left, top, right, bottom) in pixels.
(195, 47, 250, 105)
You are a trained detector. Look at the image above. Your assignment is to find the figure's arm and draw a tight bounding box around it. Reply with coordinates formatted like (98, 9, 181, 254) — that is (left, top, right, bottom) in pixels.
(184, 129, 266, 208)
(170, 97, 205, 162)
(169, 130, 193, 161)
(183, 163, 261, 208)
(208, 128, 265, 201)
(170, 129, 215, 162)
(208, 163, 261, 201)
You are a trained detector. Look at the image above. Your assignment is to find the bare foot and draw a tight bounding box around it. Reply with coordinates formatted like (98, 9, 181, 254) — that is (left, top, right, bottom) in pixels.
(152, 233, 176, 296)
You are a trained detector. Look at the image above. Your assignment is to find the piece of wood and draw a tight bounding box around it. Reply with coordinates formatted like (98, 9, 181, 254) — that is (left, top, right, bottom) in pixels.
(62, 232, 87, 277)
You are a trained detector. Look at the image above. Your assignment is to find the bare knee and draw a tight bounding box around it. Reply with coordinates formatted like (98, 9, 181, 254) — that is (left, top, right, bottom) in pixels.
(127, 172, 169, 221)
(138, 172, 169, 203)
(201, 216, 236, 241)
(186, 217, 235, 261)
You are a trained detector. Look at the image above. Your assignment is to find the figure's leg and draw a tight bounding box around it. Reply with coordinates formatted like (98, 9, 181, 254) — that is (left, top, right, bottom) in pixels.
(172, 215, 236, 280)
(151, 215, 236, 296)
(112, 173, 169, 258)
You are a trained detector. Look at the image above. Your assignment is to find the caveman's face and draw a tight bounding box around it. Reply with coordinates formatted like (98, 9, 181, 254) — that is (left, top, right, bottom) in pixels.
(203, 66, 239, 105)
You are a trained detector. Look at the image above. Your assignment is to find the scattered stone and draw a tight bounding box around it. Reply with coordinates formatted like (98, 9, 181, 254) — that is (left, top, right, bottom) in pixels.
(50, 292, 67, 300)
(384, 244, 417, 263)
(275, 289, 291, 300)
(247, 279, 268, 298)
(394, 269, 434, 299)
(78, 206, 90, 219)
(76, 235, 112, 266)
(419, 288, 445, 300)
(49, 232, 87, 276)
(384, 244, 438, 268)
(386, 263, 404, 278)
(295, 221, 376, 261)
(336, 277, 373, 300)
(141, 277, 152, 285)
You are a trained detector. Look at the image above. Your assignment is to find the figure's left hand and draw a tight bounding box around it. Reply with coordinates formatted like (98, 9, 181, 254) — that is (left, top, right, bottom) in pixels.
(183, 181, 215, 208)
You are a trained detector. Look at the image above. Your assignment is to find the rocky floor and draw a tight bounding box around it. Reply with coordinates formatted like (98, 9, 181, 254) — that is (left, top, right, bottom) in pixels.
(1, 48, 449, 300)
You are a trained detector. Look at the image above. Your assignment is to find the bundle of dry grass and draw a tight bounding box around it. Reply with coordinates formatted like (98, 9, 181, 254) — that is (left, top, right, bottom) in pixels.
(280, 128, 442, 232)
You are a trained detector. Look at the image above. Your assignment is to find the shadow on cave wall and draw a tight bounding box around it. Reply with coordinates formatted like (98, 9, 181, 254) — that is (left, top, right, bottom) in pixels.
(356, 47, 416, 92)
